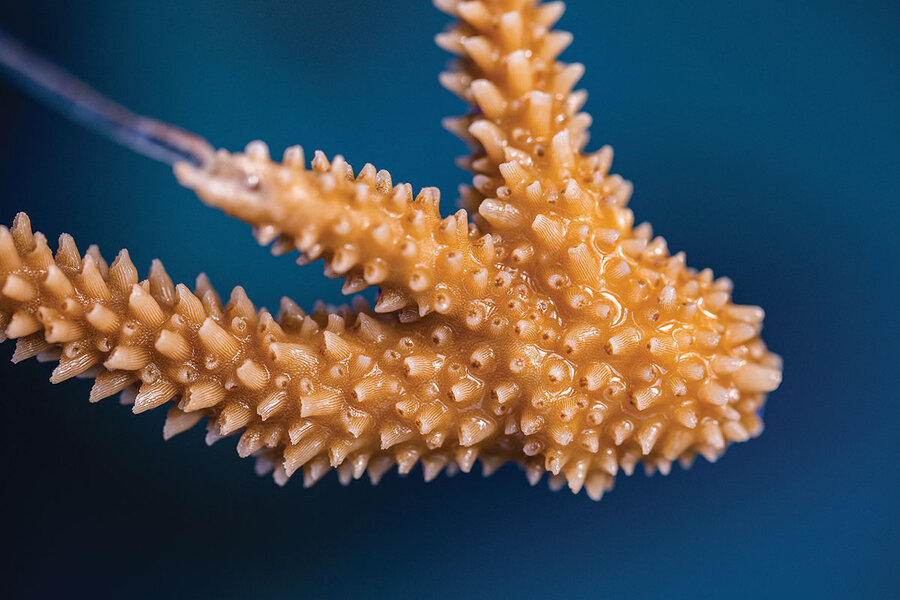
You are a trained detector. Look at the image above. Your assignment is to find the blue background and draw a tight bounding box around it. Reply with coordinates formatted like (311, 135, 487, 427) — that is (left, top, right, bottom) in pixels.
(1, 1, 897, 598)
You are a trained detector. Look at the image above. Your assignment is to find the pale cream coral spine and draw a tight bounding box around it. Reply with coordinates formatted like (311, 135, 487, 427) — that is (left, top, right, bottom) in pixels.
(0, 0, 781, 500)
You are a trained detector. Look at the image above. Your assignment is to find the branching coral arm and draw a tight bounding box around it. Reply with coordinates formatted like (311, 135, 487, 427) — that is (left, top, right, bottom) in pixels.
(176, 143, 507, 323)
(435, 0, 621, 232)
(0, 25, 507, 325)
(434, 0, 671, 317)
(0, 0, 784, 500)
(0, 213, 509, 486)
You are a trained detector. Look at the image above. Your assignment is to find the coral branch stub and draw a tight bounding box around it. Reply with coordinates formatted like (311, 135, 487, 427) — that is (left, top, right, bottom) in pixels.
(0, 0, 781, 500)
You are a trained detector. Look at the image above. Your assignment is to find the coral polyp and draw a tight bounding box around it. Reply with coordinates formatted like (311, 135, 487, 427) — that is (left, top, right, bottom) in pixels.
(0, 0, 781, 500)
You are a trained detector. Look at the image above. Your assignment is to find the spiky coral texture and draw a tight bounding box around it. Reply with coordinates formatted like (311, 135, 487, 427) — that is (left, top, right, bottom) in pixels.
(0, 0, 781, 499)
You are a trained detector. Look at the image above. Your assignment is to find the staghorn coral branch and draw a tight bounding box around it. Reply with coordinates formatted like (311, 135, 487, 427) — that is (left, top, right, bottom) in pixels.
(1, 210, 782, 497)
(175, 142, 511, 323)
(0, 214, 483, 486)
(0, 214, 578, 489)
(436, 0, 633, 255)
(0, 0, 784, 499)
(437, 0, 589, 164)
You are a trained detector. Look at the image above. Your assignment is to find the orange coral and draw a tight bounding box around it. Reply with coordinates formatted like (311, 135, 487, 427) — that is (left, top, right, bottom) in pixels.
(0, 0, 781, 500)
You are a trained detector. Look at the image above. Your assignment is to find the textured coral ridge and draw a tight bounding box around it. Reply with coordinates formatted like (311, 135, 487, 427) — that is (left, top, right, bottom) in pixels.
(0, 0, 782, 500)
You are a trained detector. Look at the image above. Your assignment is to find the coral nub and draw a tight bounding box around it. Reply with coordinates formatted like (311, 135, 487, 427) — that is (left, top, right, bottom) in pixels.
(0, 0, 780, 501)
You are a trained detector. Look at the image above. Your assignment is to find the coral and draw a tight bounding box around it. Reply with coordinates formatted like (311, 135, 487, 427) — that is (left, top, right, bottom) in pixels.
(0, 0, 781, 499)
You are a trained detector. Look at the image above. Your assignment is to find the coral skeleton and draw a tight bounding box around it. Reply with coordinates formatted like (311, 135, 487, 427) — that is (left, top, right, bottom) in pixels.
(0, 0, 781, 500)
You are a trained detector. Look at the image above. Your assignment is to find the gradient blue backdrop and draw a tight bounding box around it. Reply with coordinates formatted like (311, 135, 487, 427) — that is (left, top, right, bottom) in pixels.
(1, 1, 897, 598)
